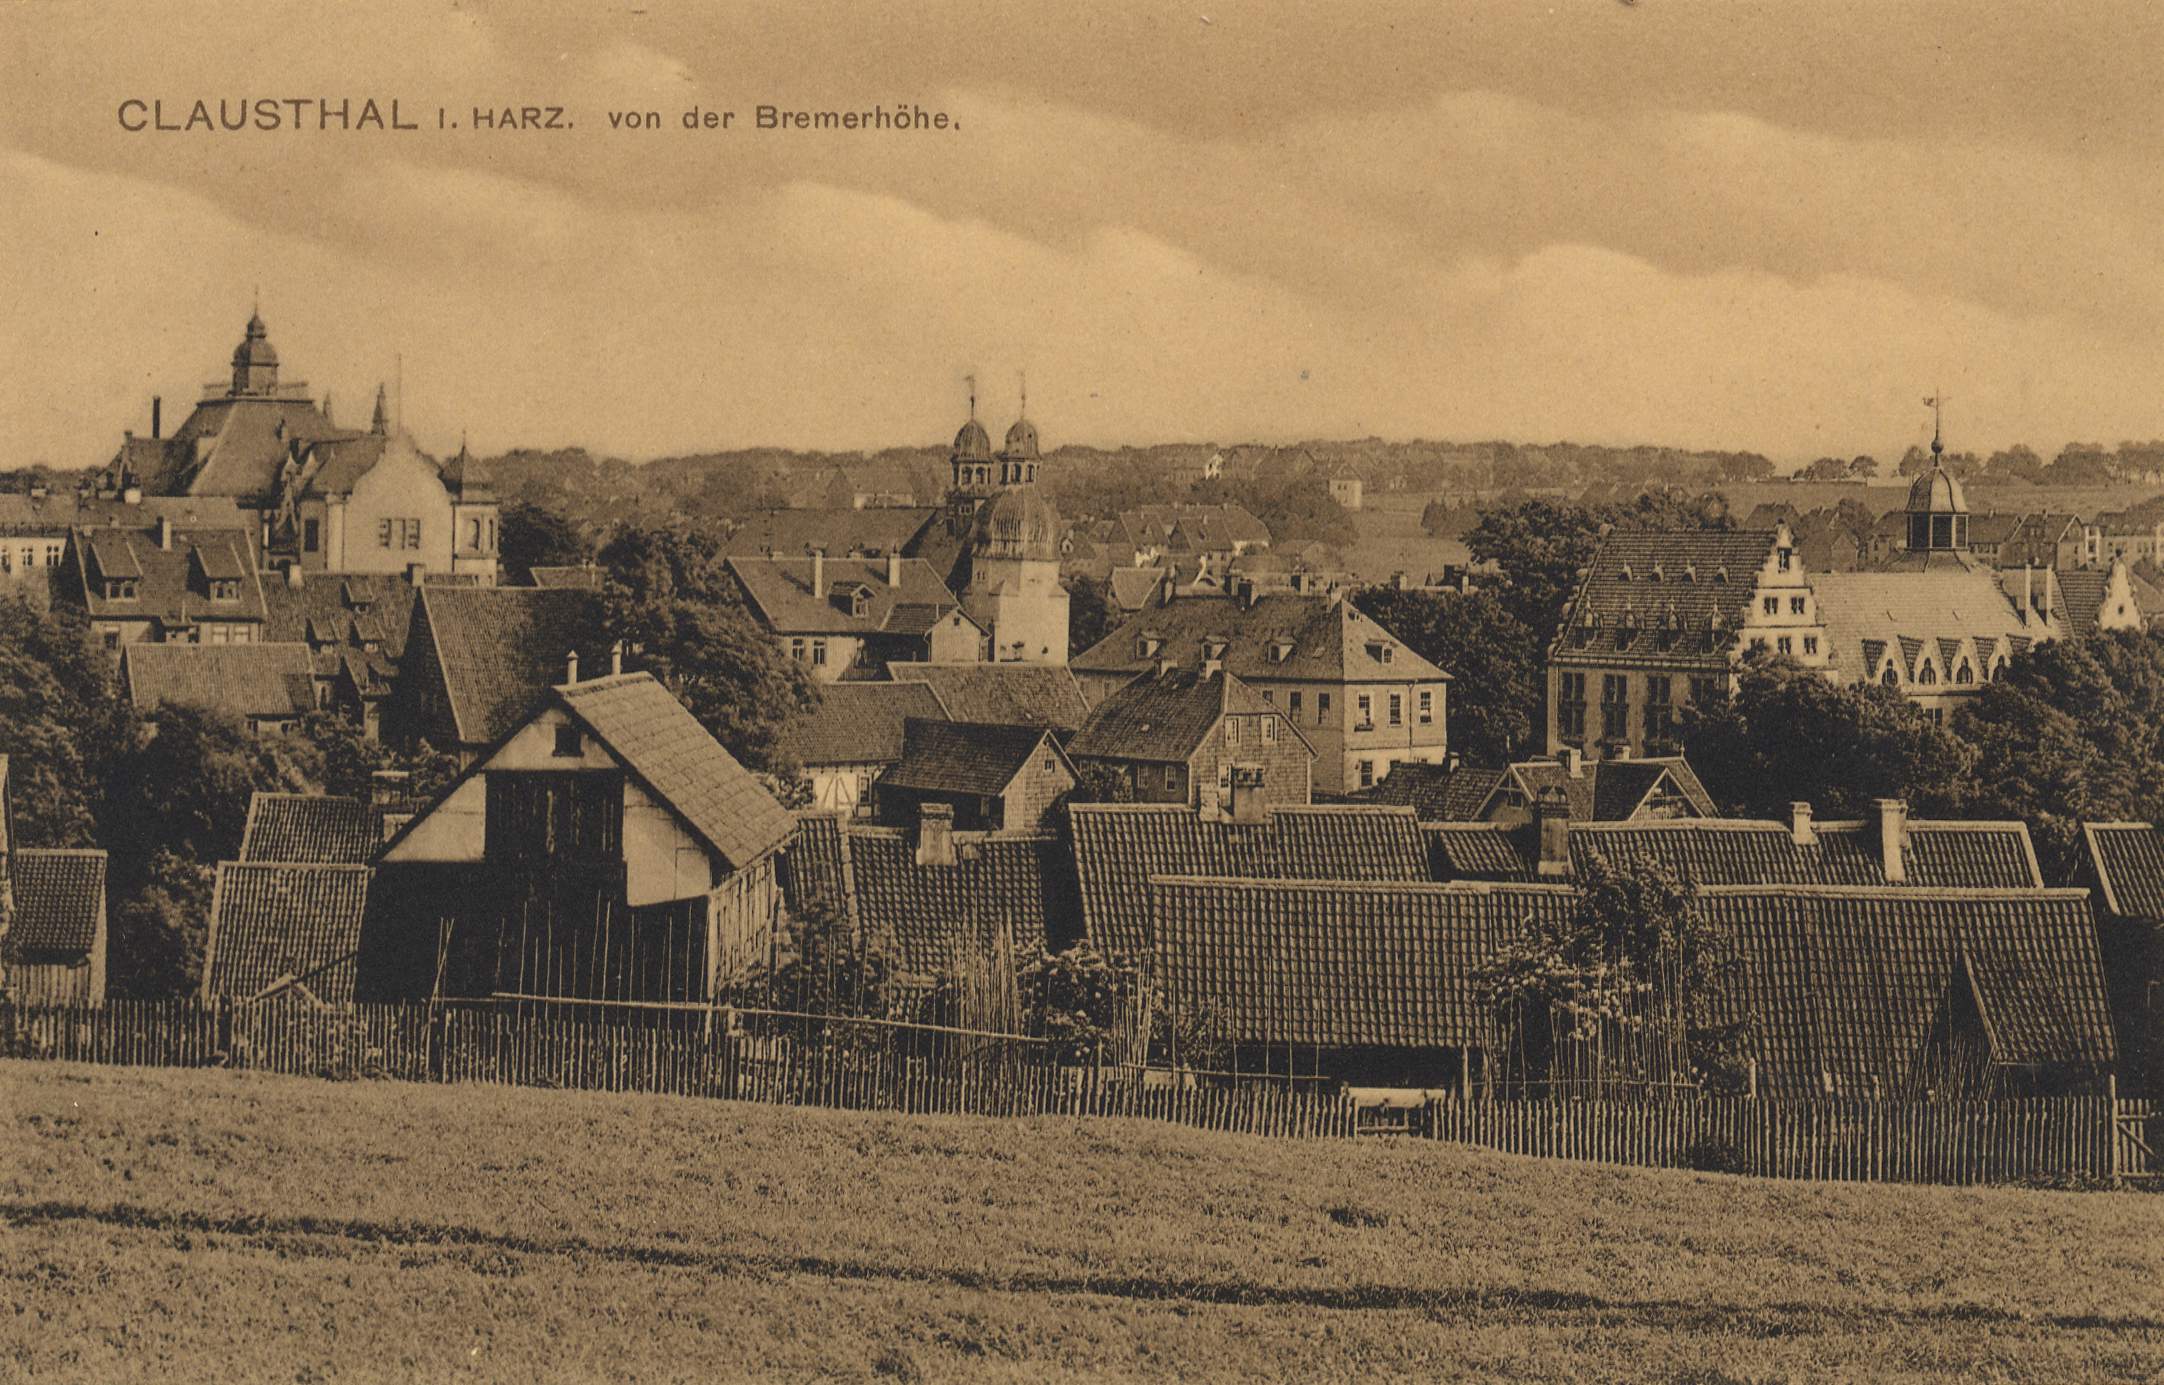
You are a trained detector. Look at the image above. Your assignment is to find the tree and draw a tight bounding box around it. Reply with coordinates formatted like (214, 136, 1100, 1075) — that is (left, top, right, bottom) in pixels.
(597, 524, 819, 770)
(1847, 455, 1879, 480)
(1017, 945, 1139, 1062)
(297, 711, 459, 806)
(1065, 575, 1117, 659)
(1463, 499, 1608, 644)
(106, 849, 215, 999)
(1955, 631, 2164, 880)
(2046, 445, 2116, 487)
(0, 598, 136, 847)
(1252, 476, 1357, 548)
(1897, 444, 1932, 478)
(1800, 456, 1850, 482)
(497, 499, 591, 585)
(1349, 587, 1542, 765)
(1681, 652, 1974, 820)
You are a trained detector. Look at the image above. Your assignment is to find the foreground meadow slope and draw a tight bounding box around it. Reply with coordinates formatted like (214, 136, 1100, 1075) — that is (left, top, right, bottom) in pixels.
(4, 1062, 2161, 1382)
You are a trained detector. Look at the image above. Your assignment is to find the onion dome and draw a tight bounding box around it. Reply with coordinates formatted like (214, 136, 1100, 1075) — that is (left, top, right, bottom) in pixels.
(1905, 464, 1967, 515)
(232, 312, 279, 370)
(1001, 416, 1040, 460)
(953, 416, 993, 462)
(973, 485, 1062, 562)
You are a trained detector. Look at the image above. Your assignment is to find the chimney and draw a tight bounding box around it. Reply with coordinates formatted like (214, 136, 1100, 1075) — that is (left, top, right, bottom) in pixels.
(810, 548, 825, 597)
(151, 396, 162, 439)
(2021, 563, 2034, 624)
(1534, 786, 1572, 878)
(284, 562, 304, 589)
(1876, 798, 1908, 883)
(1612, 743, 1631, 762)
(565, 649, 580, 684)
(887, 550, 903, 587)
(1558, 746, 1583, 779)
(1789, 801, 1815, 846)
(1228, 764, 1266, 825)
(122, 483, 142, 506)
(2041, 566, 2058, 624)
(157, 515, 173, 551)
(915, 801, 956, 867)
(610, 640, 624, 676)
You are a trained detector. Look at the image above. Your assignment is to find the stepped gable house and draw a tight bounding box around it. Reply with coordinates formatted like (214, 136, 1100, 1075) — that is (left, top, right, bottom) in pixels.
(1074, 593, 1450, 794)
(726, 552, 984, 681)
(0, 759, 110, 1007)
(96, 311, 499, 583)
(372, 672, 792, 1005)
(1549, 464, 2088, 758)
(1066, 667, 1314, 814)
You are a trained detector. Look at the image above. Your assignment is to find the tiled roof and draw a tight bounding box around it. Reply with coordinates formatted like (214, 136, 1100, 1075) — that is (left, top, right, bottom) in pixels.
(413, 585, 609, 745)
(527, 564, 601, 589)
(1697, 886, 2114, 1092)
(121, 642, 316, 720)
(2082, 822, 2164, 918)
(2052, 566, 2144, 638)
(1067, 669, 1308, 764)
(728, 508, 939, 559)
(0, 494, 252, 535)
(261, 573, 419, 676)
(727, 556, 961, 635)
(1359, 763, 1502, 820)
(1423, 823, 1538, 882)
(72, 525, 267, 626)
(4, 849, 107, 955)
(1068, 802, 1431, 961)
(1114, 504, 1273, 554)
(1074, 593, 1448, 685)
(1507, 757, 1718, 822)
(885, 662, 1092, 733)
(1147, 876, 1573, 1048)
(1567, 818, 2042, 888)
(781, 816, 1079, 979)
(557, 673, 793, 872)
(120, 395, 350, 498)
(1814, 568, 2057, 684)
(201, 862, 372, 1003)
(879, 718, 1060, 797)
(1554, 528, 1780, 663)
(1145, 877, 2112, 1086)
(1107, 567, 1168, 611)
(240, 793, 380, 864)
(770, 682, 950, 769)
(841, 828, 1072, 977)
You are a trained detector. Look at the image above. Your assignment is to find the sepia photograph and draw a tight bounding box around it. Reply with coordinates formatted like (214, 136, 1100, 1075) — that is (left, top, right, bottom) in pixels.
(3, 2, 2163, 1380)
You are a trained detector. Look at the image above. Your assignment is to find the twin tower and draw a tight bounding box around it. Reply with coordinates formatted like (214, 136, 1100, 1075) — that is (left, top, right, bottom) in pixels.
(947, 386, 1067, 665)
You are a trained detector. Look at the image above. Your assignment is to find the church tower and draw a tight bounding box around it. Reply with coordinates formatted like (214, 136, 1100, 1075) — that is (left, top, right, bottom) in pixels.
(230, 311, 281, 396)
(953, 379, 1068, 664)
(1904, 397, 1970, 556)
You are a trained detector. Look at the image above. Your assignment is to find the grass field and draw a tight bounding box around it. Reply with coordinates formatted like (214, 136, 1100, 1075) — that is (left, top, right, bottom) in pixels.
(5, 1063, 2161, 1382)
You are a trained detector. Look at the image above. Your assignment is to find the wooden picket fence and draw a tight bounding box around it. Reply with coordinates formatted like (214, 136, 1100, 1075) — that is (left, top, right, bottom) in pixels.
(3, 999, 2147, 1183)
(1423, 1092, 2125, 1185)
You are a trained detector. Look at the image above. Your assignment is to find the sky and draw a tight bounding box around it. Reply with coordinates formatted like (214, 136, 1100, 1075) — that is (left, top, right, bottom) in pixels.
(5, 1, 2164, 469)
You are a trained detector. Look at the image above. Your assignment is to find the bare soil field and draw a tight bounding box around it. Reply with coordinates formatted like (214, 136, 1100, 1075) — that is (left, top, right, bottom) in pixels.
(4, 1062, 2160, 1382)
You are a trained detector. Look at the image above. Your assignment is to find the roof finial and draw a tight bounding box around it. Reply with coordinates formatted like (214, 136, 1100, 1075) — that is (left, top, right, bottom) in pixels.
(965, 372, 977, 420)
(1925, 392, 1946, 458)
(1017, 370, 1027, 420)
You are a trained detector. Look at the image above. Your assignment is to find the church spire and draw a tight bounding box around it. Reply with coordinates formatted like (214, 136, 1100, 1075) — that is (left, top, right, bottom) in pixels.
(370, 383, 389, 436)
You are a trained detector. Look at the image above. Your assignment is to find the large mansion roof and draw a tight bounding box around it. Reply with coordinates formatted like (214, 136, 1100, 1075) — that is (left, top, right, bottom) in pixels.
(1075, 593, 1448, 685)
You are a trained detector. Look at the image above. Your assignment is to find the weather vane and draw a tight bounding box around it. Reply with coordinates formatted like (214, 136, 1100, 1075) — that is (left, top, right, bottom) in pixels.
(1923, 392, 1949, 456)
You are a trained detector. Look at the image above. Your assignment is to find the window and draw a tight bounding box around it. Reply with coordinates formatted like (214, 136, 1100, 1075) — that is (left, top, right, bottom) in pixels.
(1955, 661, 1974, 685)
(1262, 717, 1277, 744)
(1317, 691, 1331, 722)
(1358, 759, 1375, 789)
(811, 640, 828, 668)
(1165, 764, 1184, 793)
(378, 518, 421, 550)
(1881, 663, 1899, 688)
(1559, 672, 1587, 739)
(1777, 547, 1793, 572)
(1356, 693, 1373, 728)
(1688, 676, 1723, 707)
(1600, 674, 1628, 741)
(789, 637, 807, 662)
(303, 518, 320, 553)
(101, 628, 119, 651)
(378, 519, 392, 548)
(1918, 662, 1937, 686)
(1750, 636, 1767, 651)
(1388, 693, 1403, 726)
(1776, 635, 1792, 655)
(1803, 636, 1819, 656)
(1762, 597, 1779, 616)
(209, 579, 240, 603)
(1288, 690, 1302, 715)
(1418, 689, 1434, 724)
(1646, 675, 1674, 745)
(1789, 596, 1806, 615)
(1261, 689, 1274, 702)
(553, 723, 583, 757)
(1223, 718, 1237, 746)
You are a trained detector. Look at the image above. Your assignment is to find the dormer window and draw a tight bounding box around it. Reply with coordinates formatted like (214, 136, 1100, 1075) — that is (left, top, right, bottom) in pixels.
(103, 578, 139, 601)
(1681, 564, 1697, 583)
(209, 579, 241, 603)
(1138, 635, 1163, 659)
(1648, 563, 1663, 583)
(1617, 564, 1633, 582)
(1712, 566, 1729, 584)
(1268, 639, 1293, 663)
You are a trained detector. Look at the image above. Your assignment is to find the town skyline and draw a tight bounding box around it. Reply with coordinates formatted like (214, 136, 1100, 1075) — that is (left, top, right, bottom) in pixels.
(10, 3, 2164, 469)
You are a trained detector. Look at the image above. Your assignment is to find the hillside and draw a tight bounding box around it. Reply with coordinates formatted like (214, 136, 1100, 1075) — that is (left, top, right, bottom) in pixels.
(5, 1064, 2159, 1382)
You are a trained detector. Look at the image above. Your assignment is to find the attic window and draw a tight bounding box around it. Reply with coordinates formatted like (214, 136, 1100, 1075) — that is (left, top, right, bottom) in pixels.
(1711, 566, 1729, 584)
(104, 578, 139, 601)
(209, 579, 241, 603)
(554, 723, 583, 757)
(1617, 564, 1633, 581)
(1137, 635, 1163, 659)
(1268, 639, 1293, 663)
(1648, 563, 1664, 583)
(1681, 564, 1697, 583)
